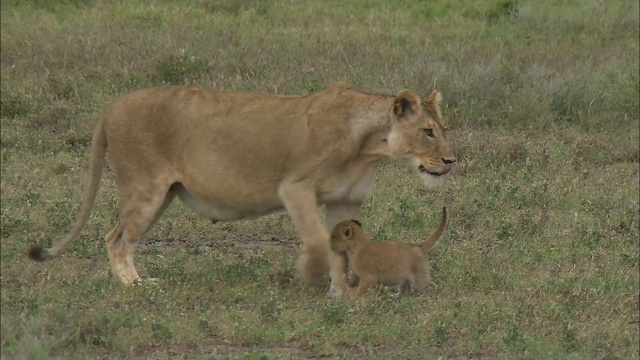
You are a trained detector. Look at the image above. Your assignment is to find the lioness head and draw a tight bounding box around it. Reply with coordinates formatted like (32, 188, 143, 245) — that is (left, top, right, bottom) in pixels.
(330, 219, 364, 253)
(388, 90, 455, 189)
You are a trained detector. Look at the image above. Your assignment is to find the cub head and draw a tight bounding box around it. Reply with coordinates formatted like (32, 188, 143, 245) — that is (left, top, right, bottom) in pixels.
(387, 89, 456, 189)
(330, 219, 364, 253)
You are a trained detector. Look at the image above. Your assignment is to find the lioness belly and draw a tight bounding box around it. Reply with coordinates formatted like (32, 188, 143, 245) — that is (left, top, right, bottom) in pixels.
(173, 183, 284, 221)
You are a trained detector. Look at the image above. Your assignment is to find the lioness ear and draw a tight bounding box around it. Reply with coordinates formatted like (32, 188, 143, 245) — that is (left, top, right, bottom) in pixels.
(393, 90, 420, 118)
(424, 90, 443, 119)
(342, 226, 354, 239)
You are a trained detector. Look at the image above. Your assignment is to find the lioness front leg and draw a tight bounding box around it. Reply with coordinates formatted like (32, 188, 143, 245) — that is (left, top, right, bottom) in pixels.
(279, 184, 350, 295)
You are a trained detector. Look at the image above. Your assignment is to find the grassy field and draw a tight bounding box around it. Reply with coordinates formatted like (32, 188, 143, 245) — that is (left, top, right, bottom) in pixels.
(1, 0, 638, 358)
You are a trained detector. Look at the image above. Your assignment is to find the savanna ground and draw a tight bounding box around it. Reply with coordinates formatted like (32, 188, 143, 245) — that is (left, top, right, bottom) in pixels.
(1, 0, 639, 358)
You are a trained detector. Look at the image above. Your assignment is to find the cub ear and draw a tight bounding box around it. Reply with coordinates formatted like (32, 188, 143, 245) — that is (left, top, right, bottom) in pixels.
(424, 90, 443, 119)
(393, 90, 420, 118)
(342, 225, 354, 239)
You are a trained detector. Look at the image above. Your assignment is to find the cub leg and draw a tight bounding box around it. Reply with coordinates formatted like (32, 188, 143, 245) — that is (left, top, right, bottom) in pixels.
(349, 274, 376, 298)
(399, 279, 412, 296)
(412, 263, 437, 294)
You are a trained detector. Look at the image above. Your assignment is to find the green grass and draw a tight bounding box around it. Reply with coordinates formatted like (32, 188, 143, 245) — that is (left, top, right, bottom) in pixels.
(1, 0, 638, 358)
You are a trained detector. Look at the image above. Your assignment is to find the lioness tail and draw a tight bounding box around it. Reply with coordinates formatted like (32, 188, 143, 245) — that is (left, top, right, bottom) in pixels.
(27, 117, 108, 262)
(420, 206, 448, 254)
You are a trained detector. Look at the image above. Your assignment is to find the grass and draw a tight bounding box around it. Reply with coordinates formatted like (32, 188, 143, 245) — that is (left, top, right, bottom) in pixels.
(1, 0, 639, 358)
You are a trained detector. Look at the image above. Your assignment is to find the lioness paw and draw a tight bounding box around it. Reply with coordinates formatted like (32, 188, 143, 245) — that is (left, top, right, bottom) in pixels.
(132, 277, 159, 286)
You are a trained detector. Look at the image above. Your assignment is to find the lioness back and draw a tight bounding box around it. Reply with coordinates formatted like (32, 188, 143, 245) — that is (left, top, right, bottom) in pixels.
(102, 85, 359, 221)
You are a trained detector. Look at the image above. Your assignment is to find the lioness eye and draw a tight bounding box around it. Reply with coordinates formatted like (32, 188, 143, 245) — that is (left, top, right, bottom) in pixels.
(424, 128, 435, 138)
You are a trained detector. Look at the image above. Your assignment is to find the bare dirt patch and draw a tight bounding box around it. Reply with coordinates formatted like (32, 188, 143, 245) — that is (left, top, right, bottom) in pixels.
(137, 234, 298, 255)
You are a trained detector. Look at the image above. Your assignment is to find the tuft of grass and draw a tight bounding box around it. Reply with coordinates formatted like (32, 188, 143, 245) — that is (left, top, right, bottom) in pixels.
(0, 90, 31, 118)
(202, 0, 272, 16)
(46, 72, 77, 101)
(321, 300, 351, 326)
(150, 51, 214, 86)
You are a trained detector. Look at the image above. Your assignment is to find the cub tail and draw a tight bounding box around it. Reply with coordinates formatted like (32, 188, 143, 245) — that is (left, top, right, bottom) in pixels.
(419, 206, 448, 254)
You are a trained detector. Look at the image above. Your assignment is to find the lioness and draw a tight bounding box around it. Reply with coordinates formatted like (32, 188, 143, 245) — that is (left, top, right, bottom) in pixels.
(27, 82, 455, 296)
(331, 207, 448, 298)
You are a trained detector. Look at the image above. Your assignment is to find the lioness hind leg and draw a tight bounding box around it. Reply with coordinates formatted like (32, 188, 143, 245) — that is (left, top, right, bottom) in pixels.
(107, 189, 175, 285)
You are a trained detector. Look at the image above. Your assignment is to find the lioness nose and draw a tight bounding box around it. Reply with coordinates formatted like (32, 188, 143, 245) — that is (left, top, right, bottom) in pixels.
(442, 158, 456, 164)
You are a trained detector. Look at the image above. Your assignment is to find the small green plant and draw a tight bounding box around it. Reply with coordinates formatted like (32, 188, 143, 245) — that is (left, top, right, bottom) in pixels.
(503, 323, 525, 351)
(486, 0, 518, 22)
(372, 227, 390, 241)
(259, 296, 281, 322)
(0, 206, 27, 238)
(151, 322, 173, 342)
(562, 323, 578, 352)
(432, 322, 449, 346)
(198, 318, 218, 337)
(151, 52, 213, 86)
(46, 73, 77, 101)
(321, 300, 350, 326)
(64, 134, 91, 152)
(391, 198, 424, 228)
(202, 0, 271, 16)
(0, 91, 30, 118)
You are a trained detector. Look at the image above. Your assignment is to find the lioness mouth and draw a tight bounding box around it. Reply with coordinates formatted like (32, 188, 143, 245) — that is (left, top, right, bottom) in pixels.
(418, 165, 439, 176)
(418, 163, 453, 176)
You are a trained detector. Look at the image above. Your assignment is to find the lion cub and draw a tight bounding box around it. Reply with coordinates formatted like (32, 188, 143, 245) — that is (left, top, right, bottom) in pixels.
(331, 207, 448, 298)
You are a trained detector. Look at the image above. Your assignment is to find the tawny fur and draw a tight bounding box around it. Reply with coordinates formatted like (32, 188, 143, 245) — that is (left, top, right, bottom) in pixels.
(331, 207, 448, 298)
(26, 82, 455, 296)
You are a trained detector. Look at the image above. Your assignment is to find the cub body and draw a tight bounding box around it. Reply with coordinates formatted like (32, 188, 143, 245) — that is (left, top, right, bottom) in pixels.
(331, 207, 448, 297)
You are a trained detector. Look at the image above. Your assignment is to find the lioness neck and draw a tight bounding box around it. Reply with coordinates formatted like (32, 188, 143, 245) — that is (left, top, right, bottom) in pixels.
(349, 97, 395, 160)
